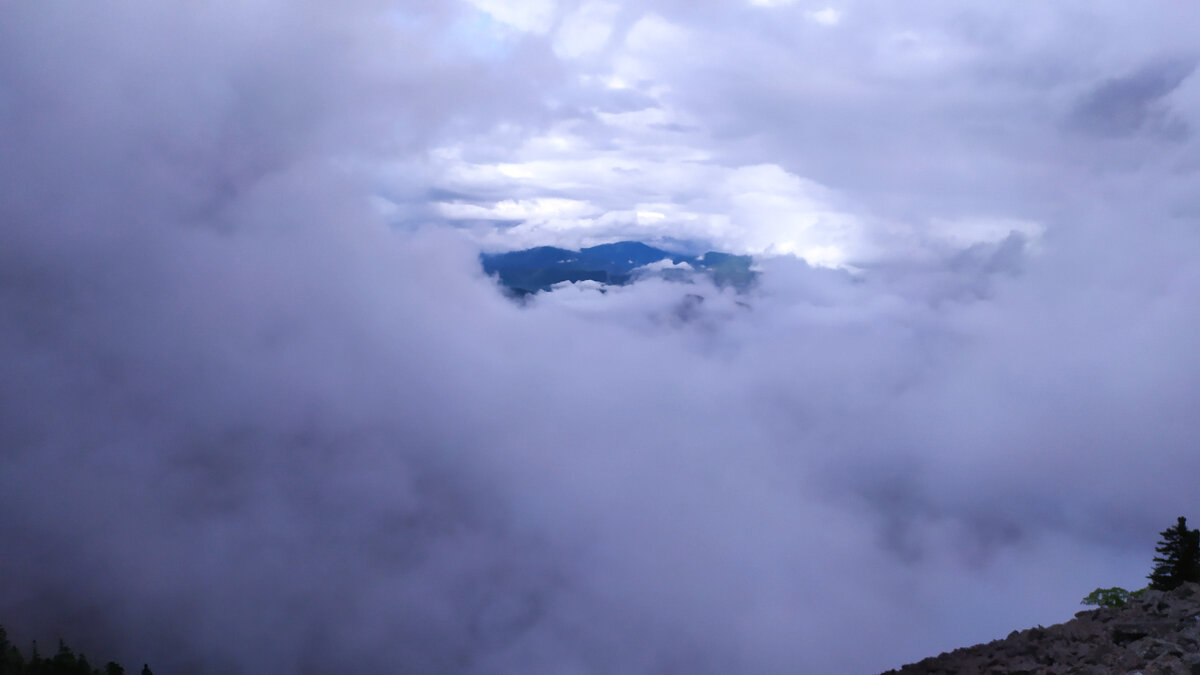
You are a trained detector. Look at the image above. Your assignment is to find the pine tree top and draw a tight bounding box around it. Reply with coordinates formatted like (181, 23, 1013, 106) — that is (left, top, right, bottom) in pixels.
(1148, 516, 1200, 591)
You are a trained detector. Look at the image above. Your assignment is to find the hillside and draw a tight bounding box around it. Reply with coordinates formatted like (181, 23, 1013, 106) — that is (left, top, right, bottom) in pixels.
(882, 583, 1200, 674)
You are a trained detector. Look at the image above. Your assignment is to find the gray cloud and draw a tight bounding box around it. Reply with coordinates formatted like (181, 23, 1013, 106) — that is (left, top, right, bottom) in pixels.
(3, 1, 1200, 674)
(1070, 57, 1196, 138)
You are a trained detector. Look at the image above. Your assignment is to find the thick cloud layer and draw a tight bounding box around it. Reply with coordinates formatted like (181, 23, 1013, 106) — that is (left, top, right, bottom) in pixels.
(2, 1, 1199, 674)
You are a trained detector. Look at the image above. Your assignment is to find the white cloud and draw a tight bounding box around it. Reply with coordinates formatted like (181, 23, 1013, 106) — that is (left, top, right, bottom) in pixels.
(466, 0, 557, 34)
(714, 163, 861, 264)
(429, 133, 1047, 267)
(437, 197, 598, 222)
(635, 258, 689, 272)
(7, 3, 1200, 675)
(807, 7, 841, 26)
(612, 13, 691, 84)
(874, 29, 970, 76)
(927, 217, 1046, 250)
(427, 127, 869, 266)
(624, 13, 689, 52)
(553, 1, 619, 59)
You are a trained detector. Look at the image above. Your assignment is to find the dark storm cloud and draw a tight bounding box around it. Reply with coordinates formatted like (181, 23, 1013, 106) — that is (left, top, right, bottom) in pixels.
(1070, 57, 1196, 138)
(4, 1, 1200, 675)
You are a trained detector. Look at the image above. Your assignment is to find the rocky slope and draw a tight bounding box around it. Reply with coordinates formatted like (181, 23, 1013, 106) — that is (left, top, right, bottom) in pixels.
(883, 583, 1200, 674)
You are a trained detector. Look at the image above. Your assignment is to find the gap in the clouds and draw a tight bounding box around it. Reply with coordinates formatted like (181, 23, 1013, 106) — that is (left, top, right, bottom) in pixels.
(479, 240, 756, 299)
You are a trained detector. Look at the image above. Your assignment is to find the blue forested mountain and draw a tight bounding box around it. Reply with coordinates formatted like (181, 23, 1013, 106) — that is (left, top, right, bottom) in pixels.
(480, 241, 755, 294)
(571, 241, 681, 273)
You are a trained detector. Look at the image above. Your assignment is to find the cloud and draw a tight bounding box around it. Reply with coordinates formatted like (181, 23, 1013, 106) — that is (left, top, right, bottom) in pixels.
(553, 1, 620, 59)
(3, 2, 1200, 675)
(807, 7, 842, 26)
(1069, 56, 1196, 138)
(466, 0, 558, 34)
(438, 196, 599, 222)
(635, 258, 691, 272)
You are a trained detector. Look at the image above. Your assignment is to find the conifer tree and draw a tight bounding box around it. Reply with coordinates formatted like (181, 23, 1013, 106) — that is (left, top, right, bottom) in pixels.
(1, 626, 27, 672)
(0, 624, 146, 675)
(1148, 516, 1200, 591)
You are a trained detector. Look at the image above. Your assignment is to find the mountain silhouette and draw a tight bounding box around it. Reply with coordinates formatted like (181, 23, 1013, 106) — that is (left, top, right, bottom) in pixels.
(481, 241, 754, 294)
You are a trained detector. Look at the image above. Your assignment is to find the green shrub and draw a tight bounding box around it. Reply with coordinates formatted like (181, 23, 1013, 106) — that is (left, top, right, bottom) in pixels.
(1081, 586, 1135, 608)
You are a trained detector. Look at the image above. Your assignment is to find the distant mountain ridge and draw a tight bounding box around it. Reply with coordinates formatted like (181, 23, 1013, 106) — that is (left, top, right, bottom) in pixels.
(480, 241, 755, 295)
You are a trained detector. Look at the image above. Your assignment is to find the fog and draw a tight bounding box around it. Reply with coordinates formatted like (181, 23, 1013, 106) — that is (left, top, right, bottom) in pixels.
(2, 1, 1199, 673)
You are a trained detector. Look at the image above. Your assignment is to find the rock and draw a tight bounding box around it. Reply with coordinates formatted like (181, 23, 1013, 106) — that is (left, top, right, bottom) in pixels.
(1113, 624, 1152, 644)
(1128, 637, 1184, 661)
(883, 583, 1200, 674)
(1139, 589, 1167, 605)
(1176, 583, 1200, 600)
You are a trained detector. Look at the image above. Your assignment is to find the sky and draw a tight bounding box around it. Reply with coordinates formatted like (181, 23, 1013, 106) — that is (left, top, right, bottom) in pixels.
(1, 1, 1199, 673)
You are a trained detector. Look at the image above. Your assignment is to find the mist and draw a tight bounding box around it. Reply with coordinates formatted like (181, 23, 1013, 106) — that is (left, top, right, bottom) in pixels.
(3, 1, 1199, 673)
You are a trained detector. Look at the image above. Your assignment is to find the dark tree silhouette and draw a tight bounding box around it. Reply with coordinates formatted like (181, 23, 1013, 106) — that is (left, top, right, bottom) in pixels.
(1148, 516, 1200, 591)
(0, 625, 145, 675)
